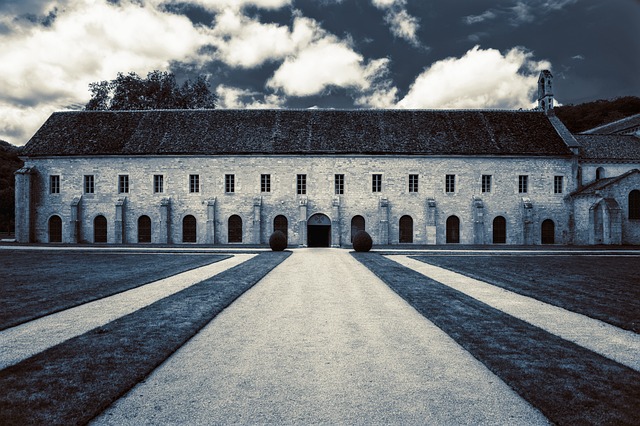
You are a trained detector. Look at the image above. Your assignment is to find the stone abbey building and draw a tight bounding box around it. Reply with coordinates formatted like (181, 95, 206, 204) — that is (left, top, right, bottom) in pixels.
(14, 72, 640, 246)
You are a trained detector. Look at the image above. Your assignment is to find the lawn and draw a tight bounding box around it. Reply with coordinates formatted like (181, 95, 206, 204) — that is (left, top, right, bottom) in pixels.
(0, 251, 290, 426)
(0, 250, 230, 330)
(354, 252, 640, 425)
(410, 255, 640, 332)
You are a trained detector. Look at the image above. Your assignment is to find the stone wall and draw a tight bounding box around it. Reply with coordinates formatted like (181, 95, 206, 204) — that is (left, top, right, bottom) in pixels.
(23, 154, 576, 245)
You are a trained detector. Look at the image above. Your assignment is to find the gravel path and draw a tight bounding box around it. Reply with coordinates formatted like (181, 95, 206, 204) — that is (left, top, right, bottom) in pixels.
(94, 249, 547, 425)
(390, 255, 640, 372)
(0, 255, 254, 370)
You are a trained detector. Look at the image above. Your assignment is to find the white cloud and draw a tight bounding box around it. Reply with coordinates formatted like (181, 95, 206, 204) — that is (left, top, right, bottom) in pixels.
(216, 85, 284, 109)
(370, 0, 421, 47)
(464, 10, 497, 25)
(398, 46, 551, 110)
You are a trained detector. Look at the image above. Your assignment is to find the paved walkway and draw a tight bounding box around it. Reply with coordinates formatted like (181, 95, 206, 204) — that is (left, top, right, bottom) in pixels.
(0, 255, 254, 370)
(94, 249, 548, 425)
(390, 255, 640, 371)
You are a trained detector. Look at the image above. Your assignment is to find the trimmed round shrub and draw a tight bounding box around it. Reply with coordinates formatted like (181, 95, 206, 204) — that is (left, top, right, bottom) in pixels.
(352, 230, 373, 252)
(269, 230, 287, 251)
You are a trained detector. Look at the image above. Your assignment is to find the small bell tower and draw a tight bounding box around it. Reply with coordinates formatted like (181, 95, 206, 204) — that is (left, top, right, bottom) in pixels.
(538, 70, 554, 114)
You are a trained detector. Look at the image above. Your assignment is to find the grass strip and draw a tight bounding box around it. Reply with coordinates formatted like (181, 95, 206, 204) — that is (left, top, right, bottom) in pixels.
(411, 255, 640, 332)
(0, 251, 289, 426)
(353, 252, 640, 425)
(1, 251, 230, 331)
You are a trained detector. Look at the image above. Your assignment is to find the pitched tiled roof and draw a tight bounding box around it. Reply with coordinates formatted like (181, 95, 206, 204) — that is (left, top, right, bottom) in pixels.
(581, 113, 640, 135)
(22, 109, 573, 157)
(575, 134, 640, 161)
(571, 169, 640, 196)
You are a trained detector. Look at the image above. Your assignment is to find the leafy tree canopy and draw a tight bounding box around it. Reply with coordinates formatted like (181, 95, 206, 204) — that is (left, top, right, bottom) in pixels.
(555, 96, 640, 133)
(85, 70, 217, 111)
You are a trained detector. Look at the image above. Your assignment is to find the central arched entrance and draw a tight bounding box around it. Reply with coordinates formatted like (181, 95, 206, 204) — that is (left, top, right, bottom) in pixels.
(307, 213, 331, 247)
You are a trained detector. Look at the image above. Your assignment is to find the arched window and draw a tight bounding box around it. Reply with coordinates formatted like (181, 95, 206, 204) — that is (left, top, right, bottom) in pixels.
(399, 215, 413, 243)
(493, 216, 506, 244)
(48, 215, 62, 243)
(138, 215, 151, 243)
(274, 215, 288, 240)
(629, 190, 640, 220)
(351, 215, 365, 242)
(228, 215, 242, 243)
(446, 216, 460, 243)
(596, 167, 605, 180)
(94, 215, 107, 243)
(182, 215, 197, 243)
(541, 219, 555, 244)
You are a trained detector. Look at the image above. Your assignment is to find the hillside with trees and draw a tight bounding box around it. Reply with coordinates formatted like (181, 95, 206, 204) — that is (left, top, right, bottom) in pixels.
(555, 96, 640, 133)
(0, 140, 23, 235)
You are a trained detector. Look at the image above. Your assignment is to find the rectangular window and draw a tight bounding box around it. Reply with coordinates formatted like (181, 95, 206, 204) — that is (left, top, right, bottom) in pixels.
(519, 175, 528, 193)
(225, 174, 235, 193)
(445, 174, 455, 193)
(261, 174, 271, 193)
(409, 174, 419, 193)
(118, 175, 129, 194)
(50, 175, 60, 194)
(482, 175, 492, 193)
(554, 176, 563, 194)
(153, 175, 164, 193)
(297, 174, 307, 195)
(189, 174, 200, 193)
(84, 175, 94, 194)
(372, 174, 382, 193)
(335, 174, 344, 195)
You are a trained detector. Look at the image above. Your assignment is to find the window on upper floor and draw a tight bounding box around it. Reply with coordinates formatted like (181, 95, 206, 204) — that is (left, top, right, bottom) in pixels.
(261, 174, 271, 193)
(335, 174, 344, 195)
(297, 174, 307, 195)
(554, 176, 563, 194)
(519, 175, 528, 194)
(445, 174, 455, 193)
(189, 174, 200, 193)
(409, 174, 419, 193)
(225, 174, 235, 193)
(482, 175, 492, 193)
(84, 175, 94, 194)
(372, 174, 382, 193)
(50, 175, 60, 194)
(153, 175, 164, 193)
(118, 175, 129, 194)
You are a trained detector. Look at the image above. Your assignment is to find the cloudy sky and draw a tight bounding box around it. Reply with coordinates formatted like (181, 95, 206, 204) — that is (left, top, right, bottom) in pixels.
(1, 0, 638, 146)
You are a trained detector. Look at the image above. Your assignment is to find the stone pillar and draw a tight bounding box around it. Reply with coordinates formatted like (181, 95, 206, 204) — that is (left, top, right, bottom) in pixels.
(298, 197, 308, 247)
(426, 198, 437, 245)
(608, 200, 622, 245)
(69, 197, 81, 243)
(115, 198, 126, 244)
(160, 198, 171, 244)
(379, 196, 389, 245)
(253, 197, 262, 244)
(331, 197, 341, 247)
(472, 196, 485, 245)
(522, 197, 534, 245)
(14, 167, 34, 243)
(205, 198, 216, 244)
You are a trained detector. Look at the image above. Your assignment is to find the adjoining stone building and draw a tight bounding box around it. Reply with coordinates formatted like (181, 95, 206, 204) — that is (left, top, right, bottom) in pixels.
(14, 71, 640, 246)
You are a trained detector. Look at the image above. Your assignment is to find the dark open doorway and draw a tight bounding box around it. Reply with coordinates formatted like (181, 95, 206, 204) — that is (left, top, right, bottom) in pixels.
(307, 213, 331, 247)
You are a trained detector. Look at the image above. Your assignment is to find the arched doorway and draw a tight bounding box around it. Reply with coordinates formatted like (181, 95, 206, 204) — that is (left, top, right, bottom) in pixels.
(399, 215, 413, 243)
(541, 219, 555, 244)
(274, 215, 288, 241)
(446, 216, 460, 243)
(493, 216, 506, 244)
(630, 190, 640, 219)
(48, 215, 62, 243)
(228, 215, 243, 243)
(307, 213, 331, 247)
(351, 215, 365, 242)
(182, 215, 197, 243)
(138, 215, 151, 243)
(94, 215, 107, 243)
